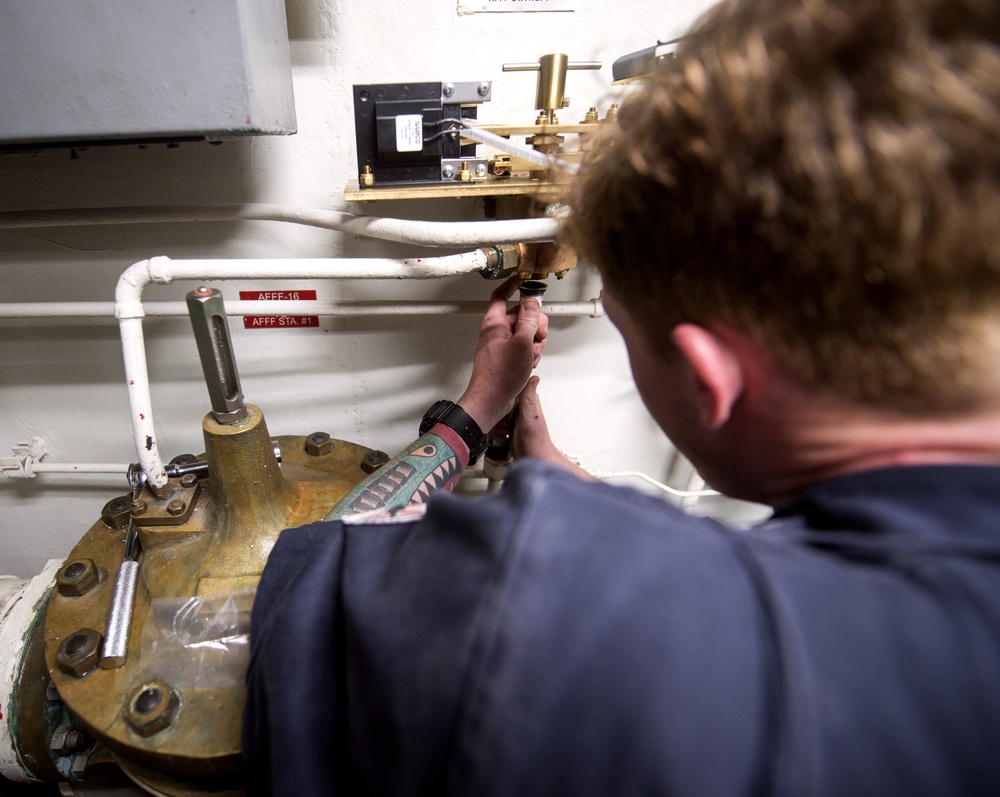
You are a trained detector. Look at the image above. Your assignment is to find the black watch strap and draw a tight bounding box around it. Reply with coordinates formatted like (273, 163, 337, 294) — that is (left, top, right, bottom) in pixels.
(419, 400, 488, 466)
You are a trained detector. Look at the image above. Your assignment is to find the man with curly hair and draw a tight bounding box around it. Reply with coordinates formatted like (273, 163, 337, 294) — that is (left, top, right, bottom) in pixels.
(245, 0, 1000, 793)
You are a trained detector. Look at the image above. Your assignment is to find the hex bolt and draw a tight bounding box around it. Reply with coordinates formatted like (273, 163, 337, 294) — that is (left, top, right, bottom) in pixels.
(56, 629, 103, 678)
(166, 499, 187, 516)
(56, 559, 100, 598)
(179, 472, 198, 488)
(101, 496, 132, 530)
(125, 680, 180, 737)
(130, 498, 148, 516)
(50, 726, 89, 755)
(305, 432, 334, 457)
(361, 450, 390, 474)
(478, 82, 490, 96)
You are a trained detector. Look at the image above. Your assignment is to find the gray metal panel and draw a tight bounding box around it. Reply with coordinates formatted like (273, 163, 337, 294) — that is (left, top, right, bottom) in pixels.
(0, 0, 297, 147)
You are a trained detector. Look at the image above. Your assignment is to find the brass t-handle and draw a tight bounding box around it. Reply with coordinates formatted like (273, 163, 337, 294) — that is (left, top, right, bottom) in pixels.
(503, 54, 602, 114)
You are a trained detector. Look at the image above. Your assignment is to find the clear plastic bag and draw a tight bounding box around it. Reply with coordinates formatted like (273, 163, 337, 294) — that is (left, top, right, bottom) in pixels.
(139, 589, 255, 688)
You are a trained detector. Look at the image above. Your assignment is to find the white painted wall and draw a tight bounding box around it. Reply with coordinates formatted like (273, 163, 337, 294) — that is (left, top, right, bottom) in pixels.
(0, 0, 767, 578)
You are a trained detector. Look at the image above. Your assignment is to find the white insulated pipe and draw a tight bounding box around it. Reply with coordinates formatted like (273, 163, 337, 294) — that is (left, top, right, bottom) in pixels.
(0, 204, 559, 247)
(0, 298, 604, 319)
(116, 253, 497, 489)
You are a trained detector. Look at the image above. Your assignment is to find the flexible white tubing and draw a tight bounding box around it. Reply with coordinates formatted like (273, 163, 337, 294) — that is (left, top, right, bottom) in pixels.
(0, 204, 559, 247)
(0, 298, 605, 319)
(116, 253, 496, 489)
(460, 126, 580, 174)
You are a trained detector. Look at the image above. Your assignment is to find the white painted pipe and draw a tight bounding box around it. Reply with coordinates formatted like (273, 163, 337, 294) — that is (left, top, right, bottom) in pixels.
(0, 204, 559, 247)
(116, 253, 494, 489)
(0, 298, 604, 319)
(0, 560, 63, 782)
(28, 463, 131, 474)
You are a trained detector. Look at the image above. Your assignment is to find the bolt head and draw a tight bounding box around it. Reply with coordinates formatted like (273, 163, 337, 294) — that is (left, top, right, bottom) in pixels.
(56, 629, 102, 677)
(475, 163, 488, 178)
(125, 680, 180, 737)
(179, 472, 198, 488)
(361, 450, 390, 474)
(478, 82, 490, 96)
(442, 165, 455, 179)
(102, 495, 132, 529)
(443, 82, 455, 97)
(166, 499, 187, 516)
(305, 432, 334, 457)
(56, 559, 100, 597)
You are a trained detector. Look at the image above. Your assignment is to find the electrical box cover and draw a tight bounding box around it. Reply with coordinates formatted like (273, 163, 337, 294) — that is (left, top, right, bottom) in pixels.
(0, 0, 297, 150)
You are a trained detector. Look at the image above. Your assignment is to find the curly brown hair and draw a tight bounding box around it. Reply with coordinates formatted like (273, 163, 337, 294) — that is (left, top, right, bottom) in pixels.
(563, 0, 1000, 414)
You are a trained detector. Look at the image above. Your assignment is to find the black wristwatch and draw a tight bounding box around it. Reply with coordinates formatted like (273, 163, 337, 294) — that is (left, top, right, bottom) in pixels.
(419, 400, 488, 466)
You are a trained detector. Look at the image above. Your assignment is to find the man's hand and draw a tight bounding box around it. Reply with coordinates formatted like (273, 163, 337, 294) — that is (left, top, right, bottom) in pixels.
(458, 276, 548, 433)
(513, 377, 594, 479)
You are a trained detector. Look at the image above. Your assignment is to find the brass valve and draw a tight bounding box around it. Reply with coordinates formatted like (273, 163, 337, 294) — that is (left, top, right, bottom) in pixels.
(503, 54, 602, 121)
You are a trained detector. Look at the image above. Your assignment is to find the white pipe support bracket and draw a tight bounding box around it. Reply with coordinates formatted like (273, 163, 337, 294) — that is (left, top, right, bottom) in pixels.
(0, 438, 48, 479)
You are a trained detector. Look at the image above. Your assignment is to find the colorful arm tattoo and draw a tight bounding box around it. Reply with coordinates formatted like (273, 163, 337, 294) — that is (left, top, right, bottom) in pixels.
(325, 429, 465, 520)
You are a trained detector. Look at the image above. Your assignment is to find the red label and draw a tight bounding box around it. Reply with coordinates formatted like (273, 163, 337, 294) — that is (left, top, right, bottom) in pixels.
(240, 289, 319, 329)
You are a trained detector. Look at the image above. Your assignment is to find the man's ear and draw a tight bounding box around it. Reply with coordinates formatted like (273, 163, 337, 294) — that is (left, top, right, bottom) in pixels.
(670, 323, 745, 429)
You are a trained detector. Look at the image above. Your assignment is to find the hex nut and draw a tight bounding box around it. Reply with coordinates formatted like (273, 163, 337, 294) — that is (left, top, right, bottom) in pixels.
(56, 629, 103, 678)
(101, 495, 132, 529)
(125, 681, 180, 737)
(56, 559, 100, 598)
(361, 450, 390, 474)
(305, 432, 334, 457)
(179, 473, 198, 488)
(166, 499, 187, 516)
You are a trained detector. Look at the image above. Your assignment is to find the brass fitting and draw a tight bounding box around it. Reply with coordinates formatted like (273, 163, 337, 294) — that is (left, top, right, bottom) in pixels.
(458, 161, 472, 182)
(360, 165, 374, 187)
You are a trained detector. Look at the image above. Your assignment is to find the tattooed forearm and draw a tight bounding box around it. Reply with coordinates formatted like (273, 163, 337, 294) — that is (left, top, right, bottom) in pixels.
(325, 433, 462, 520)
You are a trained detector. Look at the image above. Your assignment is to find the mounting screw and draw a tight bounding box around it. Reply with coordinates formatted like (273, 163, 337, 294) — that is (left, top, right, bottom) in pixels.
(101, 495, 132, 529)
(56, 559, 100, 598)
(56, 629, 102, 678)
(305, 432, 334, 457)
(125, 680, 181, 737)
(443, 82, 455, 98)
(442, 164, 455, 180)
(361, 450, 390, 474)
(475, 163, 488, 178)
(478, 82, 490, 96)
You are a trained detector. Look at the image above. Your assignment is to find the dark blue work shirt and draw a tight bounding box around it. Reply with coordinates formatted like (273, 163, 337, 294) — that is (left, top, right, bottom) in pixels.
(244, 461, 1000, 796)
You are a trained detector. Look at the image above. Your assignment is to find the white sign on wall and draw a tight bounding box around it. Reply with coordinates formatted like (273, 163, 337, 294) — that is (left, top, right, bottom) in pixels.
(458, 0, 573, 13)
